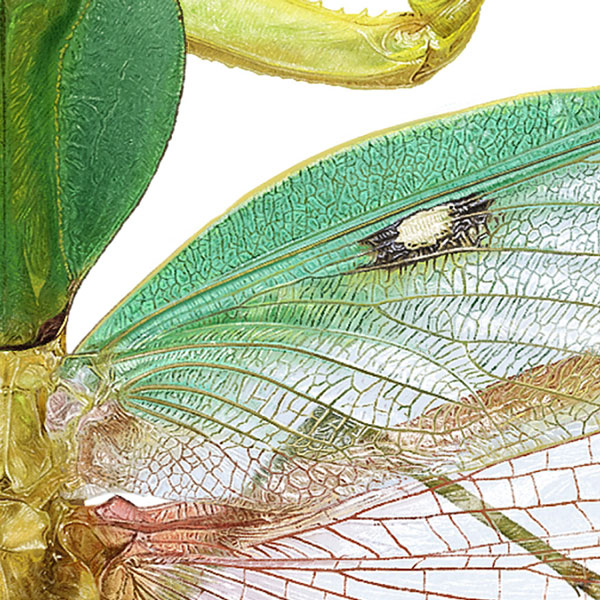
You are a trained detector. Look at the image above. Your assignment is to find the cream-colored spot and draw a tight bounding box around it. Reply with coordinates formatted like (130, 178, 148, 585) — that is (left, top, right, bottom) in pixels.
(396, 206, 451, 249)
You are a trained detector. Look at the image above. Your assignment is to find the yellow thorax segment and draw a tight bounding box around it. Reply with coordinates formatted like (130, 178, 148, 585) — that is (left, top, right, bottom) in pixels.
(0, 336, 98, 599)
(0, 335, 65, 495)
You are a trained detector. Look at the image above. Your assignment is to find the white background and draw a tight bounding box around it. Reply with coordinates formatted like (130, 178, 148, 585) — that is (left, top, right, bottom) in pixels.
(68, 0, 600, 351)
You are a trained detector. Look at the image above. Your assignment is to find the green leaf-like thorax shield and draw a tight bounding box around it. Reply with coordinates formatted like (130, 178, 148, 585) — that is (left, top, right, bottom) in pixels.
(0, 0, 184, 347)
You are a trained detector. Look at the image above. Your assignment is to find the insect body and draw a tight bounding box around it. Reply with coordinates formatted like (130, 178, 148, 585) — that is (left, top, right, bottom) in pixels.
(3, 0, 600, 599)
(0, 339, 80, 598)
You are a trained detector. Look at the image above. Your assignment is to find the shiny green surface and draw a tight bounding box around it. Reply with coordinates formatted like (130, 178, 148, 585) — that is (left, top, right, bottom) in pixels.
(0, 0, 184, 347)
(84, 90, 600, 353)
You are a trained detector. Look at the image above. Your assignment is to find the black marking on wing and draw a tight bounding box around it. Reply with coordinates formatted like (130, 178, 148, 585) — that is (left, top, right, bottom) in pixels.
(361, 193, 492, 270)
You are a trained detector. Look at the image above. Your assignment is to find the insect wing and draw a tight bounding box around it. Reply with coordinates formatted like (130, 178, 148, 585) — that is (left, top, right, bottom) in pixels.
(54, 89, 600, 598)
(67, 434, 600, 600)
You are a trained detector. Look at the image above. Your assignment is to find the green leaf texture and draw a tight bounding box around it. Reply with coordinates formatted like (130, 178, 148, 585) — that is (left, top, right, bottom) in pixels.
(0, 0, 184, 347)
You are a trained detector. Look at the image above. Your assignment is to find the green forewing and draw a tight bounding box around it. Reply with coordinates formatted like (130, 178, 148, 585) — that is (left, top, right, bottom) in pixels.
(82, 89, 600, 353)
(62, 90, 600, 504)
(0, 0, 184, 347)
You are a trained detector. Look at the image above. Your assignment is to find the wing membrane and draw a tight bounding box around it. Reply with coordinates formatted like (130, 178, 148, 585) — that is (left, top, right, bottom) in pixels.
(51, 89, 600, 597)
(57, 158, 600, 502)
(67, 434, 600, 600)
(79, 89, 600, 354)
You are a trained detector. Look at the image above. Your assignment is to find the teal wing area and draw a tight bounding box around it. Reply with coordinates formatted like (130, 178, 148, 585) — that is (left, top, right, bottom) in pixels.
(54, 90, 600, 510)
(80, 89, 600, 355)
